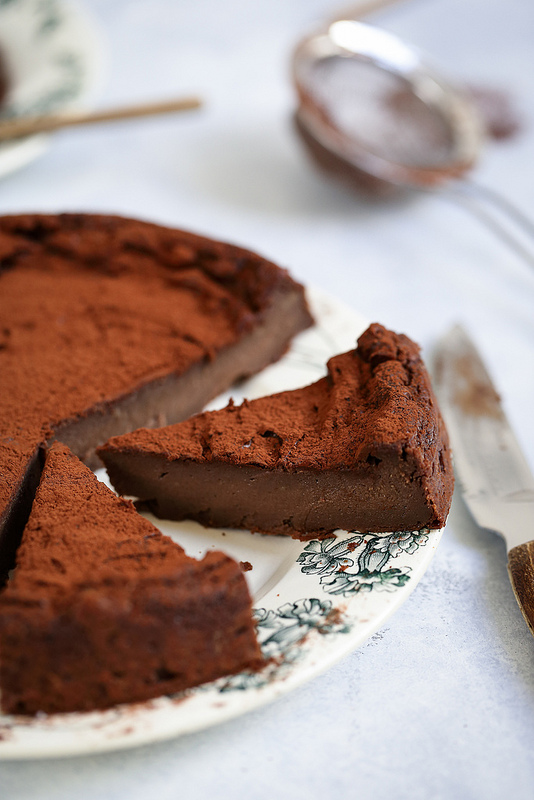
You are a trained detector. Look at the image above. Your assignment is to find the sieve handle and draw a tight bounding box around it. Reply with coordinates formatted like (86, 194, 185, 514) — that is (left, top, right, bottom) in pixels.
(441, 178, 534, 270)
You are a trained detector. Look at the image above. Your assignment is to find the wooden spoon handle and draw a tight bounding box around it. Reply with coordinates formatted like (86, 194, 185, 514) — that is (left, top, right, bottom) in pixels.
(508, 542, 534, 636)
(0, 96, 202, 142)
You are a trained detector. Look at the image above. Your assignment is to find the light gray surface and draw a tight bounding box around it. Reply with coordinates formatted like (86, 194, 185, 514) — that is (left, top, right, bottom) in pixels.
(1, 0, 534, 795)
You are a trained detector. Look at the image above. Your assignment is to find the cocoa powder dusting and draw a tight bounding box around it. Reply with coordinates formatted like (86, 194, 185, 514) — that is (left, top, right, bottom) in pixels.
(0, 213, 310, 546)
(452, 353, 503, 419)
(105, 323, 441, 474)
(0, 443, 263, 714)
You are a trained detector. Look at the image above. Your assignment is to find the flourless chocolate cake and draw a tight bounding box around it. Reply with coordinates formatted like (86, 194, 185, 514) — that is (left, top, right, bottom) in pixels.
(99, 324, 454, 537)
(0, 443, 262, 715)
(0, 213, 313, 579)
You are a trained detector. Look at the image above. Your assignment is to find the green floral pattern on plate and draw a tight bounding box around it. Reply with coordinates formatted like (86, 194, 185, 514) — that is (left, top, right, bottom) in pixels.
(298, 530, 430, 596)
(212, 597, 350, 692)
(212, 529, 430, 691)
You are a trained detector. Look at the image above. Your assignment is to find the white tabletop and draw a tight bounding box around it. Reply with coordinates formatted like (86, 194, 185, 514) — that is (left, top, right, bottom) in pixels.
(1, 0, 534, 795)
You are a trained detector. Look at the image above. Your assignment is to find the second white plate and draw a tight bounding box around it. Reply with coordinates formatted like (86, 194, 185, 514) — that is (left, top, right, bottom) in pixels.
(0, 0, 104, 179)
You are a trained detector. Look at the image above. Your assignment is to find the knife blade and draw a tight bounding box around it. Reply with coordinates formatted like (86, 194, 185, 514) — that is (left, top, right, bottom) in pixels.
(433, 324, 534, 635)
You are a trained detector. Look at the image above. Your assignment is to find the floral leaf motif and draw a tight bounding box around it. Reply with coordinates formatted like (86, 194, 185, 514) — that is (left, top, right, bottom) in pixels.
(212, 598, 350, 692)
(297, 534, 364, 577)
(199, 531, 431, 694)
(1, 51, 85, 121)
(252, 608, 280, 629)
(298, 530, 429, 598)
(358, 530, 429, 570)
(37, 0, 62, 36)
(255, 598, 350, 658)
(321, 567, 411, 596)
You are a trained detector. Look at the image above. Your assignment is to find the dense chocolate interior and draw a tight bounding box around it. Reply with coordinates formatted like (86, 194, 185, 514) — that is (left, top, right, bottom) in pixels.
(104, 457, 438, 536)
(99, 324, 454, 536)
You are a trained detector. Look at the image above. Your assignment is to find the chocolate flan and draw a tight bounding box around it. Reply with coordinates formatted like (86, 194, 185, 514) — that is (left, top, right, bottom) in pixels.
(0, 443, 262, 715)
(0, 213, 312, 579)
(98, 324, 454, 537)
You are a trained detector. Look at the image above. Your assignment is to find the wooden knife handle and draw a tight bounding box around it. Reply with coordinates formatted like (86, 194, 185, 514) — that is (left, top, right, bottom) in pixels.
(508, 542, 534, 635)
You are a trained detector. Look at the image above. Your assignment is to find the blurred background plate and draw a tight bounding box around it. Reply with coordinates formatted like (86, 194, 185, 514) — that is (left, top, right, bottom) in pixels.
(0, 0, 105, 179)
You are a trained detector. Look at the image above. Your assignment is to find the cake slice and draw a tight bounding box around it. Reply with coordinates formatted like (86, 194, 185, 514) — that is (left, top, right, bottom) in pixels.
(98, 324, 454, 537)
(0, 443, 262, 715)
(0, 212, 312, 580)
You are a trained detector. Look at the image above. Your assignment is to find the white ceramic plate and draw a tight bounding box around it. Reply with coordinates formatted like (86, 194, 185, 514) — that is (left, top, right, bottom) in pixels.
(0, 0, 104, 179)
(0, 287, 443, 759)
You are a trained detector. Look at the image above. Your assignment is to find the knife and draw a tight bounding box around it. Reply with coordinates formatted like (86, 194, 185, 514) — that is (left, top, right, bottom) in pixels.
(433, 325, 534, 635)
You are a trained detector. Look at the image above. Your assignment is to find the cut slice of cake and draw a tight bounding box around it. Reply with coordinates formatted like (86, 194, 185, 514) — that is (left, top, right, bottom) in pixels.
(0, 212, 312, 580)
(98, 324, 454, 537)
(0, 443, 262, 715)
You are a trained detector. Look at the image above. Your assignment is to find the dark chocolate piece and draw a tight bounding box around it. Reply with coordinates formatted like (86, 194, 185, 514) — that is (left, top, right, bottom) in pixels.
(99, 324, 454, 537)
(0, 443, 262, 715)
